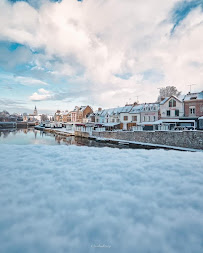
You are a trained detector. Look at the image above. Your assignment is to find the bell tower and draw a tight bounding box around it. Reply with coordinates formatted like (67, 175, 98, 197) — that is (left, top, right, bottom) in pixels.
(34, 105, 38, 116)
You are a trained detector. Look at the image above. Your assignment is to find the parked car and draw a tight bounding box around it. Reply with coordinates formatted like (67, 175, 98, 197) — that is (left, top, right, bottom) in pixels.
(174, 126, 194, 131)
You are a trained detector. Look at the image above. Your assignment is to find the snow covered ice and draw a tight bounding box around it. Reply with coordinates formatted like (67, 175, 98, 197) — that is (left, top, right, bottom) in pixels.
(0, 144, 203, 253)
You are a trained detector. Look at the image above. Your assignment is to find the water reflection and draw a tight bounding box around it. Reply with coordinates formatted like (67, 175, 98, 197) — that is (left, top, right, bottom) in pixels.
(0, 129, 166, 150)
(0, 128, 131, 149)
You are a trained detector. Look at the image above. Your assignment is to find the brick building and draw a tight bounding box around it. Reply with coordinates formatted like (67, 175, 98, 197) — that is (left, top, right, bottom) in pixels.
(183, 91, 203, 117)
(70, 106, 93, 123)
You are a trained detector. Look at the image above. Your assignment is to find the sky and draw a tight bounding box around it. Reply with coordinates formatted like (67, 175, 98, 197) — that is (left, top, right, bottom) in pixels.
(0, 0, 203, 114)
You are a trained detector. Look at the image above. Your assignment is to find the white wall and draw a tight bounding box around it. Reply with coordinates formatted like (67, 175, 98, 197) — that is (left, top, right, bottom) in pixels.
(160, 98, 184, 118)
(120, 113, 140, 130)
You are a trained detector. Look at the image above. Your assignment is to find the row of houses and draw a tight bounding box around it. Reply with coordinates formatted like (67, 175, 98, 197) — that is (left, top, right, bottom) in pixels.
(92, 91, 203, 130)
(54, 106, 93, 123)
(91, 103, 160, 130)
(54, 91, 203, 131)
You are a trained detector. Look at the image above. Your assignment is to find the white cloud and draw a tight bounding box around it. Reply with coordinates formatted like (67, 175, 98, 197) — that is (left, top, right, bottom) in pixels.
(0, 72, 48, 88)
(0, 144, 203, 252)
(16, 76, 48, 86)
(0, 0, 203, 107)
(29, 88, 52, 101)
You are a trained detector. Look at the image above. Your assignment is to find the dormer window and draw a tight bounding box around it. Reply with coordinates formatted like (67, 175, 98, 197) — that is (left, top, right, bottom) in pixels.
(169, 99, 176, 107)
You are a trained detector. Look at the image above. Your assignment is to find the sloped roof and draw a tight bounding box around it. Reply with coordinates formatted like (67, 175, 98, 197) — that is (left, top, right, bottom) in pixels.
(98, 106, 132, 116)
(160, 95, 182, 105)
(129, 104, 143, 113)
(183, 91, 203, 101)
(120, 106, 133, 113)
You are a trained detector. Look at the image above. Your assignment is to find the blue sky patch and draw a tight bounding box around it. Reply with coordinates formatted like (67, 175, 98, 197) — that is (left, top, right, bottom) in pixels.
(115, 73, 133, 80)
(171, 0, 203, 33)
(141, 69, 164, 83)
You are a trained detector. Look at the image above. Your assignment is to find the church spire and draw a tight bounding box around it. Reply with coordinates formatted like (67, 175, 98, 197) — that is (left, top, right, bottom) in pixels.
(34, 105, 38, 116)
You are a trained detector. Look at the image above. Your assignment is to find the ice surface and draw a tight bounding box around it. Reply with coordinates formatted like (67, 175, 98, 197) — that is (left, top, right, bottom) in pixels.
(0, 145, 203, 253)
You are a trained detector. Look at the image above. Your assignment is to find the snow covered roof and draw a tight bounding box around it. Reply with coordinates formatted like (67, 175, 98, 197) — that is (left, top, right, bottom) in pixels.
(141, 103, 160, 110)
(160, 95, 182, 105)
(120, 106, 133, 113)
(97, 106, 132, 116)
(103, 123, 120, 127)
(183, 91, 203, 101)
(159, 97, 169, 105)
(129, 105, 143, 113)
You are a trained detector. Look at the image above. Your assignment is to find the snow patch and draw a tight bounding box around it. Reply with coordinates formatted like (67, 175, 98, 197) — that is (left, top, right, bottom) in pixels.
(0, 145, 203, 253)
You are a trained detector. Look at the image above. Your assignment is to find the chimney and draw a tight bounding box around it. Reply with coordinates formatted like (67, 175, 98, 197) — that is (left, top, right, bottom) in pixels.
(161, 97, 165, 101)
(98, 107, 102, 111)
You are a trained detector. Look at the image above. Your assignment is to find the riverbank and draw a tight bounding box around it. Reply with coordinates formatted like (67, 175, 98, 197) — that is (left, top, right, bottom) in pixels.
(0, 122, 36, 129)
(36, 127, 203, 151)
(92, 130, 203, 150)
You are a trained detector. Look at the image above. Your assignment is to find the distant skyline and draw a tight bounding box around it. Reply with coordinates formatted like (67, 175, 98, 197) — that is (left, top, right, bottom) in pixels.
(0, 0, 203, 114)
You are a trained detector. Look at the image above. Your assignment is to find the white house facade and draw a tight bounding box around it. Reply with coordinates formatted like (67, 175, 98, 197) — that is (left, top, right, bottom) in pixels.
(160, 96, 184, 119)
(140, 103, 160, 123)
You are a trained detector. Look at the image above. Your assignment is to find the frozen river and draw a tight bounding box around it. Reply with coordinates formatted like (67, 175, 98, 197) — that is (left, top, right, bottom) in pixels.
(0, 130, 203, 253)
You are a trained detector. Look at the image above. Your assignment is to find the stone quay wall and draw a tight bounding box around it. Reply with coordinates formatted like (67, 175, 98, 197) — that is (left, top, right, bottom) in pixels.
(75, 131, 90, 138)
(92, 130, 203, 150)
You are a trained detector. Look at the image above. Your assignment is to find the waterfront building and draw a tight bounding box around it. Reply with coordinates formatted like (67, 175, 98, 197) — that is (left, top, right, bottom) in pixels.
(54, 110, 63, 122)
(183, 91, 203, 118)
(62, 111, 71, 123)
(140, 103, 160, 123)
(181, 91, 203, 129)
(120, 105, 139, 130)
(24, 106, 41, 122)
(159, 96, 184, 119)
(70, 105, 93, 123)
(54, 106, 93, 123)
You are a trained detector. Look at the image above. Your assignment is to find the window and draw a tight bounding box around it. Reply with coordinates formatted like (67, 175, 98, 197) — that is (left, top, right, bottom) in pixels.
(96, 119, 99, 122)
(117, 119, 119, 123)
(189, 107, 195, 115)
(124, 116, 128, 121)
(154, 116, 156, 121)
(143, 116, 145, 121)
(112, 119, 115, 122)
(169, 99, 176, 107)
(175, 110, 179, 116)
(167, 110, 170, 116)
(148, 116, 150, 121)
(132, 116, 137, 121)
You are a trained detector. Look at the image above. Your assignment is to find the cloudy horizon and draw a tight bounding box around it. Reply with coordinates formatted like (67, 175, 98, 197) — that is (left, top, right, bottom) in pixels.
(0, 0, 203, 114)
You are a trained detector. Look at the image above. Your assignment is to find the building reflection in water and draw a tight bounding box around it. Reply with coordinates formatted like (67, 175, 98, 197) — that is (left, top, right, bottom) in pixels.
(34, 130, 37, 139)
(23, 129, 28, 134)
(3, 131, 10, 138)
(0, 128, 125, 149)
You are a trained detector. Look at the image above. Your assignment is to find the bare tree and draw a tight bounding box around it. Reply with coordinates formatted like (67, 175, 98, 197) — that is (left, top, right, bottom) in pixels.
(157, 86, 181, 102)
(41, 114, 48, 122)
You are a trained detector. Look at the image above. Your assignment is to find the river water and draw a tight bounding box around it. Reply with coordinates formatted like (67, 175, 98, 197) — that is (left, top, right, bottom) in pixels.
(0, 128, 130, 148)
